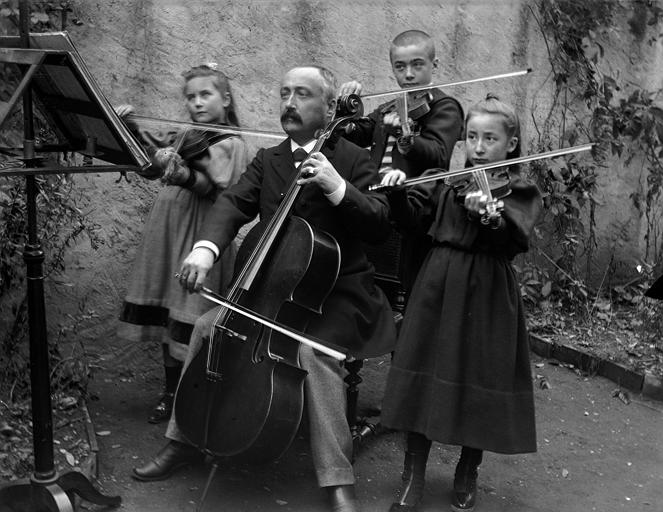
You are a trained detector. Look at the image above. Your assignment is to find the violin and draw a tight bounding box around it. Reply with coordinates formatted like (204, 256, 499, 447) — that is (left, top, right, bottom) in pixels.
(369, 143, 595, 224)
(361, 69, 533, 101)
(379, 90, 433, 122)
(155, 128, 228, 164)
(173, 94, 364, 463)
(376, 90, 431, 144)
(127, 114, 286, 142)
(348, 69, 532, 146)
(450, 169, 512, 227)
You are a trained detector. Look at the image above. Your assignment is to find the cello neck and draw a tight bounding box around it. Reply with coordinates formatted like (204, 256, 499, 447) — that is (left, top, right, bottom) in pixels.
(229, 97, 363, 295)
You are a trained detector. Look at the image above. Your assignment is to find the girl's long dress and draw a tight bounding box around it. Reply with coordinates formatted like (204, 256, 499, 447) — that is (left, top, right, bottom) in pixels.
(118, 134, 247, 360)
(381, 175, 541, 454)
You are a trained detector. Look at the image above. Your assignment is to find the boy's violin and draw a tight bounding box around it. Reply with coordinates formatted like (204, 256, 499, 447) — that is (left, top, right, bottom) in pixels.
(360, 69, 533, 102)
(377, 90, 431, 143)
(348, 69, 532, 145)
(379, 90, 433, 123)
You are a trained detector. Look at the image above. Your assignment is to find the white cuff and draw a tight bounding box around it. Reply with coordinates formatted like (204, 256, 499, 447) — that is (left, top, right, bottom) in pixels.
(193, 240, 220, 260)
(325, 180, 346, 206)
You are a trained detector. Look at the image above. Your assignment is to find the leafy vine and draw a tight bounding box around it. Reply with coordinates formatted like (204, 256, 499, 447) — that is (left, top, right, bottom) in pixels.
(0, 1, 98, 400)
(522, 0, 663, 345)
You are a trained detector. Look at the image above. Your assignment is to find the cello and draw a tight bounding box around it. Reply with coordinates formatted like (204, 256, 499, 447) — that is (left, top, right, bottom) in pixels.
(173, 94, 364, 464)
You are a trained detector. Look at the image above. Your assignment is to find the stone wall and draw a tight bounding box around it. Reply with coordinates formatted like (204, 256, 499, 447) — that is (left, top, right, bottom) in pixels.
(1, 0, 662, 342)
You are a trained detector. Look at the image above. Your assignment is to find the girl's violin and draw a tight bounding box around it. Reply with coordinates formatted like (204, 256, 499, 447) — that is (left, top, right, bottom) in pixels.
(369, 144, 594, 192)
(450, 169, 512, 227)
(176, 129, 230, 162)
(369, 143, 595, 226)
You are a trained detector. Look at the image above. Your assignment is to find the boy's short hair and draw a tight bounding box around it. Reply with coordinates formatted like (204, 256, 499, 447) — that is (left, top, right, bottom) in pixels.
(390, 30, 436, 61)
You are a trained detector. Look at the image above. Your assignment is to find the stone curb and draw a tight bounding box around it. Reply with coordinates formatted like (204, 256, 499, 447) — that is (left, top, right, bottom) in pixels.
(529, 333, 663, 402)
(80, 400, 99, 479)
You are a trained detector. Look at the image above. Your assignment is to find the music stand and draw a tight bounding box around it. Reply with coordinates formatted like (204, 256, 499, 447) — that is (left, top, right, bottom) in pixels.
(0, 14, 149, 511)
(645, 274, 663, 300)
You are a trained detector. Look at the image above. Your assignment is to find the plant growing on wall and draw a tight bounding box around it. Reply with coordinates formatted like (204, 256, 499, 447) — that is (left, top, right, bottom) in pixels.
(523, 0, 663, 348)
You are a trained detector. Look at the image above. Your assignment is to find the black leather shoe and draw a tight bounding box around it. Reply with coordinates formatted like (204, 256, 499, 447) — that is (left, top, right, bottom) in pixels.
(388, 451, 427, 511)
(389, 434, 431, 512)
(450, 474, 477, 511)
(450, 447, 482, 511)
(147, 392, 174, 424)
(327, 484, 359, 512)
(132, 441, 201, 482)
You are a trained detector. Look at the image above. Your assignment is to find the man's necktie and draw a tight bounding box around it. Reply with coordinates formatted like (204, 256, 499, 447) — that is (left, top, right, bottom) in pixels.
(293, 147, 308, 166)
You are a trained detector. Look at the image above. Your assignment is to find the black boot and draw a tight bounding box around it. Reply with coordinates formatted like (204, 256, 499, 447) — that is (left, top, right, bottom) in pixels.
(132, 440, 202, 481)
(450, 446, 483, 511)
(389, 432, 431, 512)
(148, 363, 181, 424)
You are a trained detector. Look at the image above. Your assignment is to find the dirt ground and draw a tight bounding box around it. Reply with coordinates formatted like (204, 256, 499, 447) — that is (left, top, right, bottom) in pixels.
(82, 330, 663, 512)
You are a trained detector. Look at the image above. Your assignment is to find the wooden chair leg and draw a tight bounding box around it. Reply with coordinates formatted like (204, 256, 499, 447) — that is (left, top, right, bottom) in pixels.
(344, 359, 364, 428)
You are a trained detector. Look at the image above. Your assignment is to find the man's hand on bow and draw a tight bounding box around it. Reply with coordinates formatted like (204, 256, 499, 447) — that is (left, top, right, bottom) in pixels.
(179, 247, 215, 292)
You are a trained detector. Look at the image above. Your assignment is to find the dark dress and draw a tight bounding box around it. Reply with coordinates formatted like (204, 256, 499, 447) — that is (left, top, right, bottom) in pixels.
(381, 172, 541, 454)
(117, 126, 247, 360)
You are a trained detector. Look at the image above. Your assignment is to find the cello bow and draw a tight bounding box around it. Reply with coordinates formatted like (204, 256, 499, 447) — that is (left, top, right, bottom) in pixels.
(196, 285, 349, 361)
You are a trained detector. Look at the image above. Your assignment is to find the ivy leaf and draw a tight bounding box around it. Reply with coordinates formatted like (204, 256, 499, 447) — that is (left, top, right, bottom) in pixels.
(542, 281, 553, 298)
(30, 12, 50, 24)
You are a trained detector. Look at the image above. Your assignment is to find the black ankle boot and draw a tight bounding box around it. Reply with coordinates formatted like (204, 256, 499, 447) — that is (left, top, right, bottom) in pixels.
(389, 432, 431, 512)
(148, 363, 181, 424)
(147, 391, 175, 424)
(450, 447, 483, 511)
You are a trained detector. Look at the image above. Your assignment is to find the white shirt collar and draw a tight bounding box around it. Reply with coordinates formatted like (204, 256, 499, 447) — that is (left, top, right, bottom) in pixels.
(290, 139, 317, 154)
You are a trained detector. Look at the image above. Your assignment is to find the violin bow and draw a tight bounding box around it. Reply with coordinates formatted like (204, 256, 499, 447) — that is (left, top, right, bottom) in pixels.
(127, 114, 287, 141)
(196, 285, 350, 362)
(361, 69, 533, 101)
(369, 143, 595, 191)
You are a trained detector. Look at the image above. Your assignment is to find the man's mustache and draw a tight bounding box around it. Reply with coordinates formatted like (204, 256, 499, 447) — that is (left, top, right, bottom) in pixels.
(281, 110, 302, 123)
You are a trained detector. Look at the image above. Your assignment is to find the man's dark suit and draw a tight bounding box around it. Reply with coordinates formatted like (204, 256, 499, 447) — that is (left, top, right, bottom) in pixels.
(166, 136, 397, 487)
(197, 136, 397, 358)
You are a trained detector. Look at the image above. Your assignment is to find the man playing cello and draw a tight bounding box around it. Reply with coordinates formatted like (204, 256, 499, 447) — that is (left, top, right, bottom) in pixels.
(132, 65, 397, 512)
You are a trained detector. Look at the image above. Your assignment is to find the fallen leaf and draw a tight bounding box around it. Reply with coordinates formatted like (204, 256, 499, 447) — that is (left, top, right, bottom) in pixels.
(611, 388, 631, 405)
(60, 448, 76, 466)
(58, 396, 78, 409)
(538, 377, 552, 390)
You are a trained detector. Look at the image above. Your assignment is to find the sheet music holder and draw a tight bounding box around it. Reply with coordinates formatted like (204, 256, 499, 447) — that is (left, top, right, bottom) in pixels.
(0, 31, 150, 173)
(0, 30, 148, 511)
